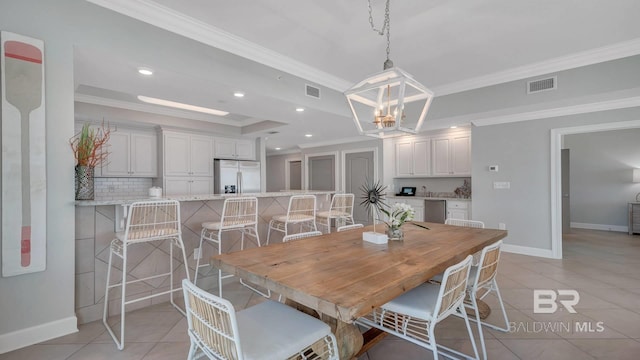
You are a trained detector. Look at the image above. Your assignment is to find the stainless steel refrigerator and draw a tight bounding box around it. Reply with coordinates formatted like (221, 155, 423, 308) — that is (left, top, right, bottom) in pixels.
(214, 159, 261, 194)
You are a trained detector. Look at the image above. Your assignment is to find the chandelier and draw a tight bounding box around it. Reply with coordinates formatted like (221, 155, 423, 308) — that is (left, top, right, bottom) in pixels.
(345, 0, 434, 138)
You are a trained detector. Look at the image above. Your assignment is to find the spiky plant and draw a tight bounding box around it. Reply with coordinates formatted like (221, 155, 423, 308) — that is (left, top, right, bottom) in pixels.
(359, 178, 388, 233)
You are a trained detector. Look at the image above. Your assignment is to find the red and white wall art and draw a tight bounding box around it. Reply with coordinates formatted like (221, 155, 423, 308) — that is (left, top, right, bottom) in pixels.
(1, 31, 47, 276)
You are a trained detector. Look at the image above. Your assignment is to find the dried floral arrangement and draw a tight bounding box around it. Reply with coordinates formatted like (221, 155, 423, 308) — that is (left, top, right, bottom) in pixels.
(69, 121, 112, 167)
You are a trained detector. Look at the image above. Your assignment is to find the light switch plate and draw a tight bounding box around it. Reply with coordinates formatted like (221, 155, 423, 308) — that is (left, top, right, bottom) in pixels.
(493, 181, 510, 190)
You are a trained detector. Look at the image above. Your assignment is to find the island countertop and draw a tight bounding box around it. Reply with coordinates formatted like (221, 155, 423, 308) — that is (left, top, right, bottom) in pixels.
(75, 190, 335, 206)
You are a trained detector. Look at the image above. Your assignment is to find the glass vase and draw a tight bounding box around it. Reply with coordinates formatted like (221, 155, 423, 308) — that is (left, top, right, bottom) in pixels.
(387, 225, 404, 241)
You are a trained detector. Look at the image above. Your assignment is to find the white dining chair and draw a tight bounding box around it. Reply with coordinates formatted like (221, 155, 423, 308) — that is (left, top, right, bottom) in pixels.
(357, 255, 479, 360)
(267, 194, 317, 244)
(103, 199, 190, 350)
(195, 196, 269, 298)
(444, 218, 485, 265)
(336, 223, 364, 232)
(316, 193, 355, 233)
(464, 240, 509, 360)
(282, 230, 323, 242)
(182, 279, 339, 360)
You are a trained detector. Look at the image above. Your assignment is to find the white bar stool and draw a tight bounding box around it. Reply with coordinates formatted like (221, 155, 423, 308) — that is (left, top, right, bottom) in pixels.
(103, 199, 190, 350)
(267, 194, 317, 244)
(316, 193, 355, 233)
(194, 196, 268, 297)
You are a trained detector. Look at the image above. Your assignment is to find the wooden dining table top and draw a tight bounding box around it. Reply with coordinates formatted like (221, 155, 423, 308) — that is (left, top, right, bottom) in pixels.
(211, 222, 507, 323)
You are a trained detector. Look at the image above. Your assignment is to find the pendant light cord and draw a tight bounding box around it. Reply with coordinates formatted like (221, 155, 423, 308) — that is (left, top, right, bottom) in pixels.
(368, 0, 392, 68)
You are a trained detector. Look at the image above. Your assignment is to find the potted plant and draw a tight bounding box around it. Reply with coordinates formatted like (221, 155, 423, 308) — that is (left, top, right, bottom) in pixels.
(69, 122, 111, 200)
(380, 202, 415, 240)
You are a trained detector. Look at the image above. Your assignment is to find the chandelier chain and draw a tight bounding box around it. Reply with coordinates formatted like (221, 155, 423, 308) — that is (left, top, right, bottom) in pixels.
(367, 0, 391, 61)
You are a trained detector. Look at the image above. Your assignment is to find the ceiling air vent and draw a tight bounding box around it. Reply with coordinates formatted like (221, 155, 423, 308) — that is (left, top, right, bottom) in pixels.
(305, 84, 321, 99)
(267, 131, 279, 135)
(527, 76, 557, 94)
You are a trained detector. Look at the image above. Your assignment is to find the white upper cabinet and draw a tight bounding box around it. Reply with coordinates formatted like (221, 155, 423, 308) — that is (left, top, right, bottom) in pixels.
(432, 133, 471, 176)
(164, 132, 213, 176)
(395, 139, 430, 177)
(214, 137, 255, 160)
(101, 130, 157, 177)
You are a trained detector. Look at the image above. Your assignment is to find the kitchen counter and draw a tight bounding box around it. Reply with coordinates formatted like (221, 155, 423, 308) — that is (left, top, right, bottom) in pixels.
(73, 190, 333, 325)
(387, 195, 472, 201)
(75, 190, 334, 206)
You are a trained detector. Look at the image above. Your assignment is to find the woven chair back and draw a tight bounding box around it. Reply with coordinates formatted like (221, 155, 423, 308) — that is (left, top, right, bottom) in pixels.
(282, 230, 323, 242)
(444, 219, 485, 228)
(221, 197, 258, 228)
(125, 200, 180, 243)
(435, 255, 473, 320)
(183, 279, 242, 360)
(475, 240, 503, 288)
(287, 195, 316, 221)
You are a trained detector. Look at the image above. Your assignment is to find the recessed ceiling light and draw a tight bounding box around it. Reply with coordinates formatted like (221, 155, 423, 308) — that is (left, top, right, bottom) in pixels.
(137, 95, 228, 116)
(233, 91, 245, 98)
(305, 134, 313, 137)
(137, 67, 153, 76)
(450, 125, 458, 129)
(275, 147, 281, 150)
(296, 107, 305, 112)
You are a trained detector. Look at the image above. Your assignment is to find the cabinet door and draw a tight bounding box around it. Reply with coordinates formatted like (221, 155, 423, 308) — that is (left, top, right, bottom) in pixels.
(130, 133, 157, 177)
(395, 142, 414, 176)
(448, 208, 468, 220)
(164, 177, 191, 196)
(164, 133, 190, 176)
(235, 139, 255, 160)
(214, 138, 236, 159)
(190, 135, 213, 176)
(102, 132, 130, 177)
(413, 207, 425, 222)
(412, 140, 430, 176)
(451, 135, 471, 175)
(432, 137, 451, 176)
(190, 178, 213, 195)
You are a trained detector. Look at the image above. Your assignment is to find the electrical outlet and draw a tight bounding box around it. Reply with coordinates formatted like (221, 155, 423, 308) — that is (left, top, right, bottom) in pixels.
(193, 247, 201, 260)
(499, 223, 506, 230)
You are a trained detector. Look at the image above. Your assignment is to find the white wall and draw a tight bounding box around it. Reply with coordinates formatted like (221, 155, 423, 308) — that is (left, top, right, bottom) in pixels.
(564, 128, 640, 229)
(472, 107, 640, 255)
(0, 0, 76, 352)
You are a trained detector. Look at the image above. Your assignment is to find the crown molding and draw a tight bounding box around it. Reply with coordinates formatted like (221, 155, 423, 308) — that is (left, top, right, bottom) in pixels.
(86, 0, 352, 92)
(75, 93, 244, 126)
(87, 1, 640, 97)
(470, 94, 640, 127)
(433, 38, 640, 96)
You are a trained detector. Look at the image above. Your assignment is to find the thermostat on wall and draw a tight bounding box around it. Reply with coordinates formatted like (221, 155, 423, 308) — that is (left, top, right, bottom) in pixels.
(489, 165, 499, 172)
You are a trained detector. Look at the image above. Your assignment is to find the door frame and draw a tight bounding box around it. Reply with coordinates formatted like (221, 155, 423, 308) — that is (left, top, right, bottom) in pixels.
(304, 151, 339, 191)
(550, 119, 640, 259)
(284, 157, 302, 190)
(340, 147, 379, 193)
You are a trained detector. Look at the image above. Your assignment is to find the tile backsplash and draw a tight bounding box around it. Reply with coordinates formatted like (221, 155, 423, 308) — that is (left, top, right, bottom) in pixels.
(94, 177, 152, 200)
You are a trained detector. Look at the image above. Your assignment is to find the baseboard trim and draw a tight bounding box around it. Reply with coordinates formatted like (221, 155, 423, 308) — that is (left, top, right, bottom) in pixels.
(0, 316, 77, 354)
(502, 244, 556, 259)
(570, 222, 628, 233)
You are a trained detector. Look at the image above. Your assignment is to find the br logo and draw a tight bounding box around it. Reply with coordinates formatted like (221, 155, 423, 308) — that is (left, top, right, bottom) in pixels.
(533, 289, 580, 313)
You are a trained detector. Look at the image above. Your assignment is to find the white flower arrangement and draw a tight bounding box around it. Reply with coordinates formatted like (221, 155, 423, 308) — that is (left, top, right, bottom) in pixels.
(380, 202, 415, 228)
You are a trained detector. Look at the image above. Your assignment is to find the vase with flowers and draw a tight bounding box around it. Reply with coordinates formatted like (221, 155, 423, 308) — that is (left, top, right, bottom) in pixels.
(69, 122, 111, 200)
(380, 202, 415, 240)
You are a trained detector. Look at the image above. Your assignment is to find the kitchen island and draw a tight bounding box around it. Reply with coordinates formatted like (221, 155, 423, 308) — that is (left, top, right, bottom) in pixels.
(74, 191, 333, 324)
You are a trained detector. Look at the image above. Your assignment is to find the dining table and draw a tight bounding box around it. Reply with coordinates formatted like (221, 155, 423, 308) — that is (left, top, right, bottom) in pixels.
(211, 222, 507, 359)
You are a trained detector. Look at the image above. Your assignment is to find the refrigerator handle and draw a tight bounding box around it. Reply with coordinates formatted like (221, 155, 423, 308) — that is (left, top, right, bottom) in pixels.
(237, 171, 243, 194)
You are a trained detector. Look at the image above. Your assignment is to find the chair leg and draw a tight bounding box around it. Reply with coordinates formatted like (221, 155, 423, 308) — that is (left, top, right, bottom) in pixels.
(102, 249, 114, 342)
(326, 217, 332, 234)
(429, 322, 439, 360)
(487, 280, 510, 332)
(194, 228, 206, 285)
(461, 304, 480, 360)
(187, 341, 197, 360)
(470, 294, 487, 360)
(267, 220, 273, 245)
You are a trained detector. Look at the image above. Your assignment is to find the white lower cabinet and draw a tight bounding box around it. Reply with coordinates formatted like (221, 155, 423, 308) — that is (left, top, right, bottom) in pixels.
(389, 198, 425, 223)
(164, 177, 212, 196)
(446, 200, 470, 220)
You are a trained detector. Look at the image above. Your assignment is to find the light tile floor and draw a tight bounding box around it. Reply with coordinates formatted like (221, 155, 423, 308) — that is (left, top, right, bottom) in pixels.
(2, 228, 640, 360)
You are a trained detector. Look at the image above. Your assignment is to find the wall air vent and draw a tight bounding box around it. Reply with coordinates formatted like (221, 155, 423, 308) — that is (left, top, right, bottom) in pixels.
(527, 76, 557, 94)
(267, 131, 279, 134)
(305, 84, 321, 99)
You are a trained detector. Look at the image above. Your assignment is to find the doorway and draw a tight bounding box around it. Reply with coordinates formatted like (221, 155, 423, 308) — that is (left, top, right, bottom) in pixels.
(305, 152, 338, 190)
(288, 160, 302, 190)
(550, 119, 640, 259)
(342, 148, 378, 224)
